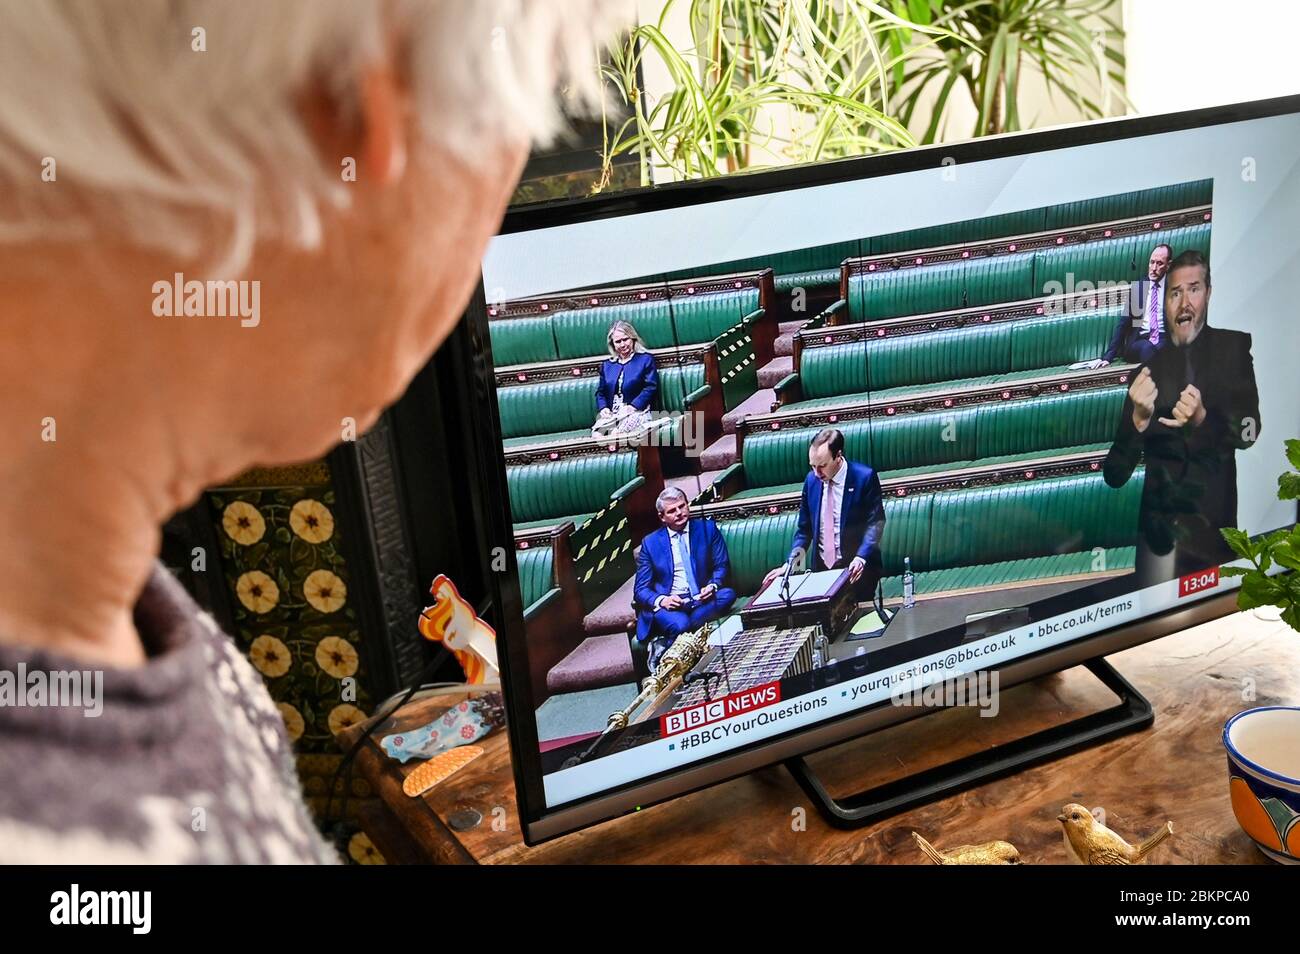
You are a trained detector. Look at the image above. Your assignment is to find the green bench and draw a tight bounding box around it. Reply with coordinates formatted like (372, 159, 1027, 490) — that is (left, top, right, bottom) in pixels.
(867, 179, 1210, 254)
(714, 469, 1143, 603)
(847, 222, 1211, 322)
(780, 306, 1121, 409)
(509, 453, 651, 616)
(723, 386, 1125, 498)
(514, 523, 586, 704)
(490, 290, 761, 365)
(646, 180, 1212, 297)
(497, 360, 718, 451)
(487, 272, 776, 398)
(508, 451, 644, 534)
(660, 240, 861, 294)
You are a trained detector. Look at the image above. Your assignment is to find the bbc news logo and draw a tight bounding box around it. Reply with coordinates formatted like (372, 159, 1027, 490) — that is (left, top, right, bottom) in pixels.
(661, 681, 781, 737)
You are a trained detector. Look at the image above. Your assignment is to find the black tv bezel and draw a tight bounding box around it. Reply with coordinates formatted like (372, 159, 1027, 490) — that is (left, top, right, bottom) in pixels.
(468, 93, 1300, 845)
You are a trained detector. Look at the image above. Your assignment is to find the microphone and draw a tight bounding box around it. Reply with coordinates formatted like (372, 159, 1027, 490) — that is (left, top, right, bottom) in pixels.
(779, 554, 796, 602)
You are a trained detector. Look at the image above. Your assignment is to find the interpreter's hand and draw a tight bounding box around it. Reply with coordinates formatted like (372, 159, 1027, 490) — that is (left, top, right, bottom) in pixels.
(761, 565, 788, 590)
(697, 583, 717, 602)
(596, 407, 613, 421)
(1158, 384, 1206, 429)
(1129, 367, 1158, 432)
(659, 594, 685, 611)
(848, 556, 866, 583)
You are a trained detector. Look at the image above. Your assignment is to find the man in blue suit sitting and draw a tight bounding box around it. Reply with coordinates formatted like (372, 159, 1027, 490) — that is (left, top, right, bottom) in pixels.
(633, 487, 736, 676)
(761, 427, 887, 600)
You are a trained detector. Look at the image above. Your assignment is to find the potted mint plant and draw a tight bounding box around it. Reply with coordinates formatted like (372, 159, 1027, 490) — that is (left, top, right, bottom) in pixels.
(1220, 439, 1300, 630)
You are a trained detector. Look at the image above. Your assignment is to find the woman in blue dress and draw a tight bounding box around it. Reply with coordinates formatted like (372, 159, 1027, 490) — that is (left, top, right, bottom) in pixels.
(592, 319, 658, 438)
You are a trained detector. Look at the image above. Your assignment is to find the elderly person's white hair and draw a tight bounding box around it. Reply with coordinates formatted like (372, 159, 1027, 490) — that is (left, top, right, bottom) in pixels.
(0, 0, 629, 269)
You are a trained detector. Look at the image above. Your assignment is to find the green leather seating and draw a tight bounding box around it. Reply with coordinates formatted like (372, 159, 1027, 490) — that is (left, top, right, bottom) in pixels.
(498, 376, 597, 444)
(489, 315, 558, 366)
(1043, 180, 1211, 229)
(508, 451, 638, 531)
(662, 241, 859, 293)
(849, 255, 1036, 321)
(625, 180, 1210, 306)
(864, 180, 1211, 255)
(921, 470, 1141, 570)
(550, 289, 759, 362)
(848, 222, 1210, 322)
(742, 387, 1125, 492)
(497, 363, 708, 448)
(795, 307, 1119, 406)
(867, 209, 1047, 255)
(717, 512, 804, 596)
(489, 287, 758, 369)
(716, 469, 1142, 600)
(516, 545, 557, 615)
(1034, 223, 1211, 291)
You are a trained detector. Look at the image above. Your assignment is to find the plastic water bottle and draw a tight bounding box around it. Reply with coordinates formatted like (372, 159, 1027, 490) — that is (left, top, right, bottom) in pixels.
(902, 556, 915, 609)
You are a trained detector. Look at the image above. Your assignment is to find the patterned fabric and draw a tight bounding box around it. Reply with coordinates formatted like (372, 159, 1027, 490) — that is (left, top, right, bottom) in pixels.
(0, 565, 339, 863)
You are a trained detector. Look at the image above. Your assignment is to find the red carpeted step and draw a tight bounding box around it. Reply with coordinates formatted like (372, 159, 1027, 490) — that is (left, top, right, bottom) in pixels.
(665, 470, 724, 500)
(546, 633, 637, 695)
(774, 318, 810, 358)
(758, 355, 792, 390)
(721, 388, 776, 434)
(700, 433, 739, 471)
(582, 573, 637, 637)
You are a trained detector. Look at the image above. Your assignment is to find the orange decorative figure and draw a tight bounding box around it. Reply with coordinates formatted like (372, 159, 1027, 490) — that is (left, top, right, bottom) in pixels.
(417, 575, 499, 684)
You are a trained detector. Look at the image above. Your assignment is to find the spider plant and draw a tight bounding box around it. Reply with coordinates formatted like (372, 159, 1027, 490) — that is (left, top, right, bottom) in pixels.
(599, 0, 963, 186)
(891, 0, 1128, 143)
(597, 0, 1127, 189)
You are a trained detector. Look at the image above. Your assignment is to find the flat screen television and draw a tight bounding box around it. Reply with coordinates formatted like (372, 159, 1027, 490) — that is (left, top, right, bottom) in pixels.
(461, 95, 1300, 844)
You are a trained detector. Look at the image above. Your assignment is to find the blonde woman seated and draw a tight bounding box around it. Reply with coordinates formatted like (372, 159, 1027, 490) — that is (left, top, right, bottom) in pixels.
(592, 320, 659, 438)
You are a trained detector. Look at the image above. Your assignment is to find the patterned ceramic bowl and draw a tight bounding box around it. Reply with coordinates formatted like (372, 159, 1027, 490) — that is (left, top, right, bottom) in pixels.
(1224, 706, 1300, 863)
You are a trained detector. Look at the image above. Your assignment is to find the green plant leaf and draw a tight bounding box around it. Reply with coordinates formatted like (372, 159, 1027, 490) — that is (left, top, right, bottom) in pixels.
(1219, 526, 1255, 561)
(1271, 542, 1300, 572)
(1279, 472, 1300, 501)
(1284, 438, 1300, 471)
(1238, 572, 1282, 610)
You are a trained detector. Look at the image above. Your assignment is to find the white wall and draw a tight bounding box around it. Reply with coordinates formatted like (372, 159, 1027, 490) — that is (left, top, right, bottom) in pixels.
(1124, 0, 1300, 114)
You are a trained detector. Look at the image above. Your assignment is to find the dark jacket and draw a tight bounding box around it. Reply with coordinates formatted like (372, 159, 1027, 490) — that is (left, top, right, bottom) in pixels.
(596, 352, 658, 413)
(634, 517, 732, 642)
(790, 460, 886, 572)
(1102, 279, 1167, 364)
(1103, 324, 1260, 579)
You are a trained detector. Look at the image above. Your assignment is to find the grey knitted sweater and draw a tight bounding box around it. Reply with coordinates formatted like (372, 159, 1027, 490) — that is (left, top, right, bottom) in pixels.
(0, 564, 339, 863)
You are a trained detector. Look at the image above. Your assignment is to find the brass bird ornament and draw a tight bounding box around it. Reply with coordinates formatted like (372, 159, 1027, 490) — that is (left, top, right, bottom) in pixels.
(912, 831, 1022, 865)
(1058, 804, 1174, 865)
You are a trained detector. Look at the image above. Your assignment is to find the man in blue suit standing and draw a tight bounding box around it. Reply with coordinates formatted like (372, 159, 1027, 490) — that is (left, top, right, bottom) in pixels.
(761, 428, 887, 600)
(633, 487, 736, 675)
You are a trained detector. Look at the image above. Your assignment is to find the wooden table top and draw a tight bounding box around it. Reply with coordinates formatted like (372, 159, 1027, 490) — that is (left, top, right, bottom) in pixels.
(340, 609, 1297, 864)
